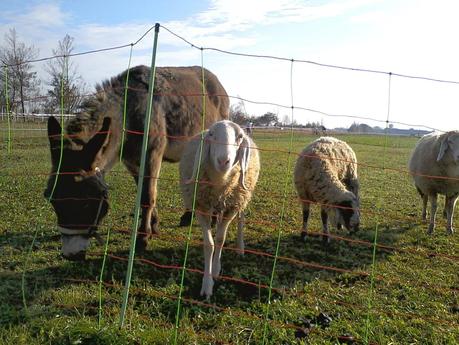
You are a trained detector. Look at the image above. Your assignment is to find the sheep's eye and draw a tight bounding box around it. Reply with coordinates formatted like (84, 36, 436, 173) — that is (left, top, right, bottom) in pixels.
(208, 132, 213, 137)
(237, 133, 243, 141)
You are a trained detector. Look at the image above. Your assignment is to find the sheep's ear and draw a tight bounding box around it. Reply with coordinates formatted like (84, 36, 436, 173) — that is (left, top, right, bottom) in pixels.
(190, 131, 210, 183)
(236, 135, 251, 190)
(437, 134, 450, 161)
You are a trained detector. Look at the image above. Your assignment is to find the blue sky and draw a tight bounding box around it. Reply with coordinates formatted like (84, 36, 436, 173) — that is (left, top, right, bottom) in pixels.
(1, 0, 459, 130)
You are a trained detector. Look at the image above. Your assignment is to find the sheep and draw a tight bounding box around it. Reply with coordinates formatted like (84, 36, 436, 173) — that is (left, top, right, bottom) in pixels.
(293, 137, 360, 243)
(179, 120, 260, 298)
(408, 131, 459, 235)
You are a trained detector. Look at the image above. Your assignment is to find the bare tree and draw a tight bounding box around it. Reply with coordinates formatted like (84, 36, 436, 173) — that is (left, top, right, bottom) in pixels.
(0, 28, 40, 117)
(229, 102, 249, 125)
(45, 34, 86, 114)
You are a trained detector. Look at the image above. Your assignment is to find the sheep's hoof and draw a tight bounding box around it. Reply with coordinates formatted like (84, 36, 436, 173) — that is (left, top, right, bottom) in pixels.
(446, 227, 454, 235)
(427, 224, 434, 235)
(322, 236, 331, 246)
(200, 277, 214, 299)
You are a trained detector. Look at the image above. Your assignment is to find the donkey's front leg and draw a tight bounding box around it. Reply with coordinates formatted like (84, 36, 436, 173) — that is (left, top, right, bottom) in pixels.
(136, 146, 164, 252)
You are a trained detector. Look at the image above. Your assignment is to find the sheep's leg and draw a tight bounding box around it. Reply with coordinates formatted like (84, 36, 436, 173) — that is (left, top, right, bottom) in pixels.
(197, 213, 214, 299)
(321, 207, 330, 244)
(443, 197, 448, 219)
(301, 203, 310, 241)
(427, 194, 437, 234)
(236, 212, 245, 256)
(421, 193, 428, 221)
(212, 212, 237, 279)
(445, 194, 458, 235)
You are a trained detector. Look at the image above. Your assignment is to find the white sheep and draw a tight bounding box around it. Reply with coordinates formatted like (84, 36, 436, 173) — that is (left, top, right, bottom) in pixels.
(408, 131, 459, 235)
(179, 120, 260, 298)
(293, 137, 360, 243)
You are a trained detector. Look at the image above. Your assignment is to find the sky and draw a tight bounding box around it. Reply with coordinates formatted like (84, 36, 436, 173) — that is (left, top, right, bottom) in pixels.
(1, 0, 459, 131)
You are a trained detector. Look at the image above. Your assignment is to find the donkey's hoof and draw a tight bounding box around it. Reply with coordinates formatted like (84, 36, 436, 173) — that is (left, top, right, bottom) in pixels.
(135, 237, 149, 253)
(179, 211, 192, 227)
(300, 231, 308, 242)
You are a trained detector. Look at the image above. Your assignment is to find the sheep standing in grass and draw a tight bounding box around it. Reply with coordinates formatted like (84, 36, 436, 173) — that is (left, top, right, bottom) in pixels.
(179, 120, 260, 298)
(294, 137, 360, 243)
(408, 131, 459, 235)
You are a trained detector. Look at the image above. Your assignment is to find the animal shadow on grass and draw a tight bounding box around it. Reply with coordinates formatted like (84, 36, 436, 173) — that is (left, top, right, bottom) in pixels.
(0, 222, 408, 328)
(112, 221, 407, 307)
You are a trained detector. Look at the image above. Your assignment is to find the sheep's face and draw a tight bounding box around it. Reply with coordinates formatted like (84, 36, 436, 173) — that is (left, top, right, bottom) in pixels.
(448, 133, 459, 163)
(334, 198, 360, 232)
(208, 121, 244, 174)
(438, 132, 459, 163)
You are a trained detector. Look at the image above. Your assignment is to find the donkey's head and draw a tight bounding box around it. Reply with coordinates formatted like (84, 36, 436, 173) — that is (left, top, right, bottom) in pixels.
(44, 116, 111, 260)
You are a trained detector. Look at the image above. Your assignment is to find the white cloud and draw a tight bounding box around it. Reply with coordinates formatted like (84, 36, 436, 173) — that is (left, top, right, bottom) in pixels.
(2, 0, 459, 130)
(15, 3, 69, 28)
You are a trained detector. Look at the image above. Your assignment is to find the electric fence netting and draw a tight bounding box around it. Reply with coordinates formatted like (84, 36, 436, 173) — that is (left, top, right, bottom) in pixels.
(1, 23, 458, 344)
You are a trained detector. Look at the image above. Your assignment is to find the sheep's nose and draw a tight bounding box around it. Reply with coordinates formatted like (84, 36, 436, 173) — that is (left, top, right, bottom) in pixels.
(217, 157, 230, 167)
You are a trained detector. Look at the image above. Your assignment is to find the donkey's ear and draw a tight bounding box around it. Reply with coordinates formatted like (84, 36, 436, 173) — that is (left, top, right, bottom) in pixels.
(47, 116, 63, 164)
(437, 133, 450, 161)
(83, 117, 111, 166)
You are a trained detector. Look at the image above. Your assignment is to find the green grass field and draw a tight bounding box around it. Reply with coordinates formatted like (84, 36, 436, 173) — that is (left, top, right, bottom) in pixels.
(1, 122, 458, 344)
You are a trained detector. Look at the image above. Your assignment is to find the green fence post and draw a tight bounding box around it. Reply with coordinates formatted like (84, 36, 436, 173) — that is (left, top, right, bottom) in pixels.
(119, 23, 160, 328)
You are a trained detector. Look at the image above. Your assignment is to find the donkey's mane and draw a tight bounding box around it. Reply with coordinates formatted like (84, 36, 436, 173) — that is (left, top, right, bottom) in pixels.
(66, 72, 127, 140)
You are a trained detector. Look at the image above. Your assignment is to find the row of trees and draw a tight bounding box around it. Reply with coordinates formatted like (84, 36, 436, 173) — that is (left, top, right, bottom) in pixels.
(229, 100, 326, 129)
(0, 28, 86, 116)
(0, 28, 328, 130)
(229, 101, 279, 127)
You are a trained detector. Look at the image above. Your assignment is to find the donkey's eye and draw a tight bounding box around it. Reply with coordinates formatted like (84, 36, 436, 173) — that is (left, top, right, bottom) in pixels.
(74, 175, 84, 182)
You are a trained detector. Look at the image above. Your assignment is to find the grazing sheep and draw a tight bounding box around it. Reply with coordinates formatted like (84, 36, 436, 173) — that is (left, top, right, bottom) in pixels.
(293, 137, 360, 243)
(179, 120, 260, 298)
(408, 131, 459, 235)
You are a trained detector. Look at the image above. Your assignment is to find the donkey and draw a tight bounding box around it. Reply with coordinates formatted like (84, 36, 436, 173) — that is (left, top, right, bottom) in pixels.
(45, 65, 229, 260)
